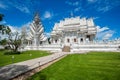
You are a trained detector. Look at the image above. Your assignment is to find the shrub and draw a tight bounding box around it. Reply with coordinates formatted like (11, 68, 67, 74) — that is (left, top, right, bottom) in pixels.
(4, 51, 21, 55)
(0, 49, 5, 51)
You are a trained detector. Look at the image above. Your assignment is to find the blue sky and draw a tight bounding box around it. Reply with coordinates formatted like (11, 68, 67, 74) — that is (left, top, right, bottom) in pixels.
(0, 0, 120, 40)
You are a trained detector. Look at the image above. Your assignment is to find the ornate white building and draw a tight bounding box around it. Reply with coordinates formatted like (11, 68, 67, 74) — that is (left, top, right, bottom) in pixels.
(26, 13, 47, 46)
(51, 17, 97, 46)
(25, 14, 120, 52)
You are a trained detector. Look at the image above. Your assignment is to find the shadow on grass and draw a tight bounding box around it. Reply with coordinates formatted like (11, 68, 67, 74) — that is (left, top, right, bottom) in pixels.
(28, 72, 47, 80)
(4, 51, 21, 55)
(38, 72, 47, 80)
(0, 65, 29, 80)
(0, 49, 5, 51)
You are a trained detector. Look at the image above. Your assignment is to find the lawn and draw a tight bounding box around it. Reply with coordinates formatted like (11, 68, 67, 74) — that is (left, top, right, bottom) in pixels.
(0, 50, 50, 67)
(28, 52, 120, 80)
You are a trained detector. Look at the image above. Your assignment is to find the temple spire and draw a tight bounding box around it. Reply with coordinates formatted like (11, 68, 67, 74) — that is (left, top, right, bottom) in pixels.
(27, 12, 46, 46)
(34, 12, 40, 25)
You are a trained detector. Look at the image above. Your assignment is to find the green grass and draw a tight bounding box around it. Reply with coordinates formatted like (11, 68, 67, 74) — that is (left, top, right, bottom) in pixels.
(28, 52, 120, 80)
(0, 50, 50, 67)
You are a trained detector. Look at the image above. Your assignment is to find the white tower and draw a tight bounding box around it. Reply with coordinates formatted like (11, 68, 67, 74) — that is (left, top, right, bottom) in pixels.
(28, 13, 46, 46)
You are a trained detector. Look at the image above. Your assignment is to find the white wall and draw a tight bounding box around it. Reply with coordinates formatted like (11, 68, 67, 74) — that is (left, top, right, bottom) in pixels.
(25, 44, 62, 52)
(71, 44, 119, 52)
(0, 45, 4, 49)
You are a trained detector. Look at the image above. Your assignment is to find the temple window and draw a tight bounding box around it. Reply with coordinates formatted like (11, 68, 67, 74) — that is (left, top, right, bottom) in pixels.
(80, 38, 83, 42)
(74, 38, 76, 42)
(67, 38, 70, 43)
(55, 39, 57, 43)
(86, 35, 90, 41)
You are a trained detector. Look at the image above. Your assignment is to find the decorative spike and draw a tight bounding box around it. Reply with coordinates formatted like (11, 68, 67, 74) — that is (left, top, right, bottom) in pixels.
(34, 12, 40, 25)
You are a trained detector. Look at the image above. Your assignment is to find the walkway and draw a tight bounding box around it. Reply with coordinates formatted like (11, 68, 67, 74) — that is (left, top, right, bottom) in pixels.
(0, 53, 66, 80)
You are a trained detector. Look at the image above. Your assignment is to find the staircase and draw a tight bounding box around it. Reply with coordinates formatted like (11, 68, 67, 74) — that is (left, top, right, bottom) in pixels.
(62, 46, 70, 52)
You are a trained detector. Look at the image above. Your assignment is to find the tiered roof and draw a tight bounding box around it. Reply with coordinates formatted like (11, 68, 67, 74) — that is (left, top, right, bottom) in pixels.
(51, 17, 97, 36)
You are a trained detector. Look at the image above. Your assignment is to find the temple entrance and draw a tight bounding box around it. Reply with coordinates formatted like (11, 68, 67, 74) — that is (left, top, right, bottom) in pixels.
(55, 39, 57, 43)
(74, 38, 76, 42)
(62, 46, 70, 52)
(67, 38, 70, 43)
(80, 38, 83, 42)
(86, 35, 90, 41)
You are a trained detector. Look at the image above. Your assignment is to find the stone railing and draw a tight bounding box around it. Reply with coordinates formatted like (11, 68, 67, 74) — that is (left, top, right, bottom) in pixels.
(71, 43, 120, 52)
(23, 40, 120, 52)
(24, 44, 62, 52)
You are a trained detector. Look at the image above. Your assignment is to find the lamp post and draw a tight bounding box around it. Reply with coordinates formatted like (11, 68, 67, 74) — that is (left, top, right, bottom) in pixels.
(30, 53, 32, 56)
(38, 61, 40, 66)
(12, 55, 14, 63)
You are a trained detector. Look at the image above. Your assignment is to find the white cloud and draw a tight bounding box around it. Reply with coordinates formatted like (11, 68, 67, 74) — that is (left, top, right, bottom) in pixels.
(0, 20, 7, 24)
(0, 1, 30, 13)
(65, 1, 79, 6)
(65, 1, 82, 12)
(14, 5, 30, 13)
(97, 0, 120, 13)
(87, 0, 120, 13)
(43, 11, 53, 19)
(8, 25, 21, 33)
(22, 22, 31, 28)
(97, 6, 112, 12)
(21, 22, 31, 32)
(93, 17, 99, 20)
(6, 1, 30, 14)
(0, 34, 7, 40)
(87, 0, 97, 3)
(17, 6, 30, 13)
(0, 2, 8, 9)
(103, 33, 113, 40)
(74, 7, 81, 12)
(73, 1, 79, 6)
(44, 32, 50, 37)
(96, 26, 109, 32)
(96, 26, 114, 40)
(0, 25, 21, 40)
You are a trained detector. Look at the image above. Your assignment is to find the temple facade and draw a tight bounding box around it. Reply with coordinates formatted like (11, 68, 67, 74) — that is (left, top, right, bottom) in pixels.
(51, 17, 97, 46)
(24, 13, 120, 52)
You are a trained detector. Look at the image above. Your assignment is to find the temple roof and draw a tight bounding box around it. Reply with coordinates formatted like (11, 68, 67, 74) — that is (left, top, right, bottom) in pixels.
(51, 17, 97, 36)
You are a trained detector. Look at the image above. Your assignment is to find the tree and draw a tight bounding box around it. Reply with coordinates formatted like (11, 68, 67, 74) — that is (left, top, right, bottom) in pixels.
(0, 14, 22, 53)
(0, 14, 4, 21)
(0, 14, 11, 39)
(0, 14, 5, 34)
(0, 38, 7, 46)
(0, 26, 11, 49)
(7, 32, 22, 52)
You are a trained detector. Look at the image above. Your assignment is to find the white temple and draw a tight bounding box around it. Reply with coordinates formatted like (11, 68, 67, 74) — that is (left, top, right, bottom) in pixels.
(25, 13, 120, 52)
(51, 17, 96, 46)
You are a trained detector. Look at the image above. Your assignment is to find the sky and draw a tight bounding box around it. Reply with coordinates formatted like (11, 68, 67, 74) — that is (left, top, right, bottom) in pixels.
(0, 0, 120, 40)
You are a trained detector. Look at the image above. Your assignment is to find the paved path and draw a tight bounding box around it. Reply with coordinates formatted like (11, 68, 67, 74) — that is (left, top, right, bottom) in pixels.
(0, 53, 66, 80)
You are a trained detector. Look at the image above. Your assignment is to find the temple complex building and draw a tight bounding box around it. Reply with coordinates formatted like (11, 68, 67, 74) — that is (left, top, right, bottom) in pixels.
(51, 17, 97, 46)
(24, 13, 120, 52)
